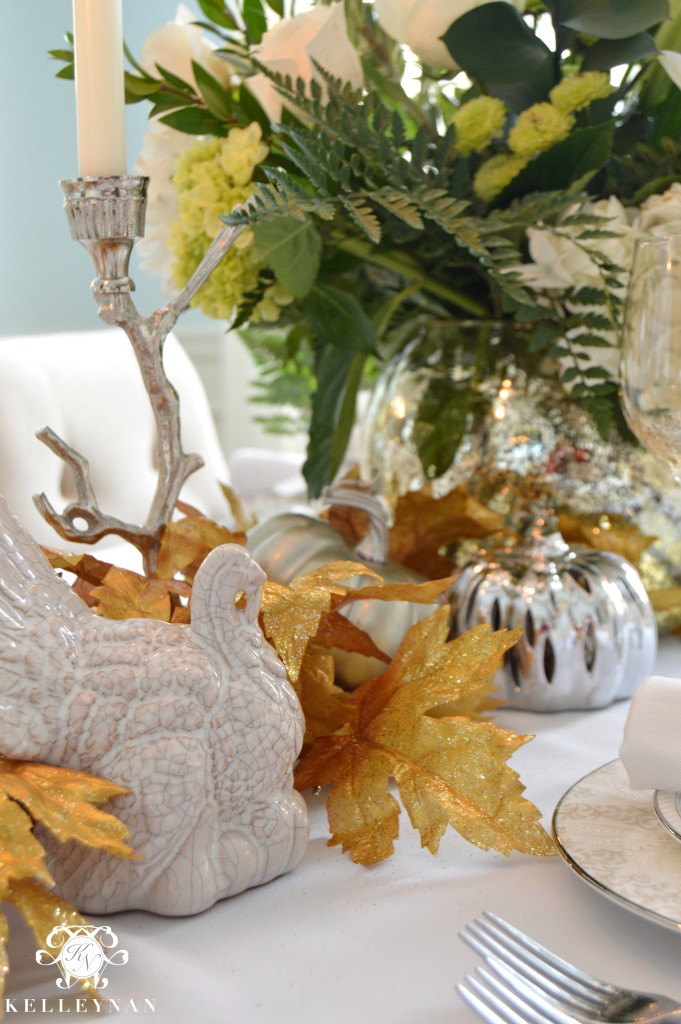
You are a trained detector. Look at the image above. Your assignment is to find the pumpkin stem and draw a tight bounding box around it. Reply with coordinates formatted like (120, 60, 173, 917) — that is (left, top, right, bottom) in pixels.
(321, 483, 391, 565)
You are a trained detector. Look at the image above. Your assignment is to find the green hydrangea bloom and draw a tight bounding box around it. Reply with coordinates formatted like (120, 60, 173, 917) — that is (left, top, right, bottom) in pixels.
(473, 153, 529, 202)
(508, 102, 575, 157)
(549, 71, 614, 114)
(452, 96, 507, 156)
(169, 124, 288, 322)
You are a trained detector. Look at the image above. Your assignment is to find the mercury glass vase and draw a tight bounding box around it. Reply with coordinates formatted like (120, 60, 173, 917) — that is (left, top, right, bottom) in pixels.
(361, 319, 681, 619)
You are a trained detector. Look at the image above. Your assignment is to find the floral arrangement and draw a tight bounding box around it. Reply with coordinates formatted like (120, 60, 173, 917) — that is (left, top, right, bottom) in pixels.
(53, 0, 681, 495)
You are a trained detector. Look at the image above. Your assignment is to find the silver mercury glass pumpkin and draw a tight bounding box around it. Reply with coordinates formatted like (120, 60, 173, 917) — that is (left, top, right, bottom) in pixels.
(448, 530, 657, 712)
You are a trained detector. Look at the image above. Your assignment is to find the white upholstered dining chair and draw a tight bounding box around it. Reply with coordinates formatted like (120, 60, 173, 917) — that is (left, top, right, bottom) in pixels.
(0, 329, 234, 568)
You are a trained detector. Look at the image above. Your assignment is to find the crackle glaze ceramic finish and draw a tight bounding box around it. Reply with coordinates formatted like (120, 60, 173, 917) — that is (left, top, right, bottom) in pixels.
(0, 494, 308, 915)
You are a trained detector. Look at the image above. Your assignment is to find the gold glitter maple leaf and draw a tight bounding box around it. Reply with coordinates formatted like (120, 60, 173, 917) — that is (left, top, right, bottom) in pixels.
(157, 505, 247, 582)
(45, 549, 193, 623)
(327, 481, 504, 577)
(0, 758, 135, 1005)
(295, 613, 555, 864)
(260, 560, 384, 682)
(557, 511, 656, 567)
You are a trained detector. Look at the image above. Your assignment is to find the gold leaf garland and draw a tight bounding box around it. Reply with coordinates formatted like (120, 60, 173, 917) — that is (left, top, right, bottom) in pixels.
(39, 500, 555, 867)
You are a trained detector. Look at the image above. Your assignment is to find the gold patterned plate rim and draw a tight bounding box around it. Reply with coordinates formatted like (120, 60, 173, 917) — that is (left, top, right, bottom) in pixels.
(552, 759, 681, 933)
(654, 791, 681, 845)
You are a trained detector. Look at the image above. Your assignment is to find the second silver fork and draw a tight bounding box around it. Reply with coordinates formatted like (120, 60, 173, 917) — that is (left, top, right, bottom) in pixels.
(458, 911, 681, 1024)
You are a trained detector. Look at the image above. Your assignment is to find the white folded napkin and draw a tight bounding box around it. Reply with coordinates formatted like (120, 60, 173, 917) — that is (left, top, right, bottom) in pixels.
(620, 675, 681, 792)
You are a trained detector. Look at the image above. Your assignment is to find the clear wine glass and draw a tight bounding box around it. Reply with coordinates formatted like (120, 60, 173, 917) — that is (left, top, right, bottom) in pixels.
(621, 234, 681, 477)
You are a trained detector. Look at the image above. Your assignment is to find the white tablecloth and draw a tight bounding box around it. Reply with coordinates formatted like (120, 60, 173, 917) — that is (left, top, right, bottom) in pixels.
(6, 640, 681, 1022)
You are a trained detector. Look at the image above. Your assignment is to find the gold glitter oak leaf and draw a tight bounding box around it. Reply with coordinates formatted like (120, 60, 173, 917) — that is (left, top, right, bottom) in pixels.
(294, 612, 556, 864)
(0, 758, 135, 1004)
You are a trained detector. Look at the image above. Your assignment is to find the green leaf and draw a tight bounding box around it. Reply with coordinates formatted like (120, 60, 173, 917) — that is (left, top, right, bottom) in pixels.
(124, 74, 162, 98)
(265, 0, 284, 15)
(495, 122, 615, 205)
(239, 81, 270, 132)
(55, 65, 74, 80)
(529, 325, 563, 352)
(414, 377, 473, 478)
(442, 3, 553, 110)
(197, 0, 239, 30)
(330, 354, 366, 481)
(192, 59, 232, 120)
(304, 285, 377, 355)
(557, 0, 669, 39)
(570, 333, 614, 347)
(571, 286, 607, 304)
(159, 107, 227, 135)
(243, 0, 267, 45)
(153, 62, 196, 95)
(303, 348, 365, 497)
(578, 311, 614, 330)
(581, 32, 657, 70)
(583, 395, 615, 439)
(515, 305, 553, 323)
(150, 92, 198, 115)
(48, 48, 73, 61)
(252, 216, 322, 299)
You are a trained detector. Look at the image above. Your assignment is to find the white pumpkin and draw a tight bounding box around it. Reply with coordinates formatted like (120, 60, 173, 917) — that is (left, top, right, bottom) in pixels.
(247, 487, 431, 688)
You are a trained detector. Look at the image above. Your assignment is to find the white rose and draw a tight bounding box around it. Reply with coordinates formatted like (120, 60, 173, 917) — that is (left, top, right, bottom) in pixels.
(515, 198, 636, 376)
(518, 227, 595, 292)
(134, 120, 192, 290)
(247, 3, 363, 122)
(373, 0, 527, 71)
(141, 3, 232, 92)
(518, 197, 635, 293)
(635, 182, 681, 237)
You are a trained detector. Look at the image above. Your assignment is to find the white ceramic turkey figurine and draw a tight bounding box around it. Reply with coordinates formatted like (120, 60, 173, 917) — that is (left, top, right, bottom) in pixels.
(0, 493, 308, 915)
(247, 483, 431, 687)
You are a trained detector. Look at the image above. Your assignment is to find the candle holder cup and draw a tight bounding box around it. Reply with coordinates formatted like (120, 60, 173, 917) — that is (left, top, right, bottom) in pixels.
(61, 175, 147, 300)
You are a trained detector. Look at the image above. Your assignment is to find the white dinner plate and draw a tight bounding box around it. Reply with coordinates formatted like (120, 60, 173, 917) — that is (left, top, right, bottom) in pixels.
(552, 760, 681, 932)
(654, 790, 681, 845)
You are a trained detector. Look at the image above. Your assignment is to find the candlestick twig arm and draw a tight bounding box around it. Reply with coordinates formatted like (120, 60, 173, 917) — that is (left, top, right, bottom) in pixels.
(33, 426, 151, 552)
(166, 219, 246, 320)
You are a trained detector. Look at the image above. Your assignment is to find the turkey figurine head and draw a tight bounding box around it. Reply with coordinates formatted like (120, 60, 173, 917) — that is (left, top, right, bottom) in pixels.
(0, 494, 308, 915)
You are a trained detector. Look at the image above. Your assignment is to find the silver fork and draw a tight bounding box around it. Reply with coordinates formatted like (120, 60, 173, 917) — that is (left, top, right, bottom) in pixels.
(458, 911, 681, 1024)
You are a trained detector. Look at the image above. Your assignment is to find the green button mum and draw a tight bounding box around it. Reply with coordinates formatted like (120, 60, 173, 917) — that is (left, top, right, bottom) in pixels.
(508, 103, 575, 158)
(549, 72, 614, 115)
(452, 96, 507, 156)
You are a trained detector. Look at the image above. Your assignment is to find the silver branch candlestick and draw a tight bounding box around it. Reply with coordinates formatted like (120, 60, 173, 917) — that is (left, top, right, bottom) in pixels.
(35, 175, 244, 576)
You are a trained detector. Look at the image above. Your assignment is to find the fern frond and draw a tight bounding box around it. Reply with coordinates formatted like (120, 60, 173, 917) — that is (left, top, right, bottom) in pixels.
(370, 189, 424, 229)
(340, 196, 382, 243)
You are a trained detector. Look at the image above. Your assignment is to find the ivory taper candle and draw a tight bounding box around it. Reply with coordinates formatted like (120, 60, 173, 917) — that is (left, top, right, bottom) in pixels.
(72, 0, 127, 177)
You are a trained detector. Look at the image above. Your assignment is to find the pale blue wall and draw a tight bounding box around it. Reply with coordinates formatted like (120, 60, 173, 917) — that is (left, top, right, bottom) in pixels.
(0, 1, 202, 336)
